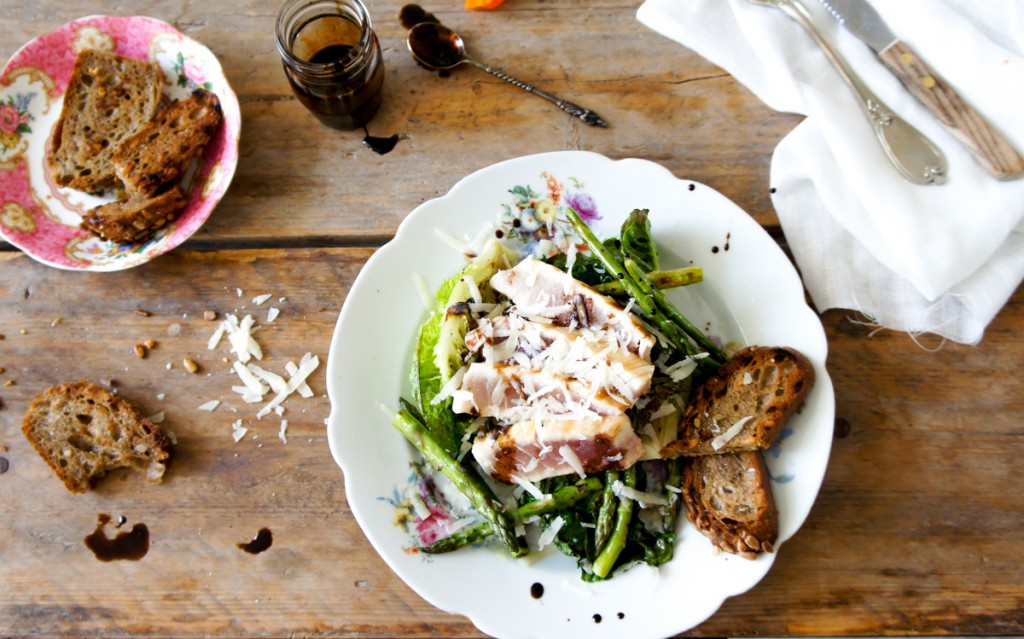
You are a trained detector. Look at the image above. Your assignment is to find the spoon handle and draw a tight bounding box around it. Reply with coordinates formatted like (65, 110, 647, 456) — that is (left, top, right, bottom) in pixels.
(464, 58, 608, 128)
(751, 0, 947, 185)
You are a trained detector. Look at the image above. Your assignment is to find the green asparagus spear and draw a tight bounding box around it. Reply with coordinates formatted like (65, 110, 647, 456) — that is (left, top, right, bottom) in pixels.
(566, 208, 702, 357)
(391, 408, 525, 557)
(623, 258, 728, 365)
(591, 466, 637, 579)
(593, 470, 619, 555)
(592, 266, 704, 295)
(422, 477, 602, 553)
(619, 208, 659, 273)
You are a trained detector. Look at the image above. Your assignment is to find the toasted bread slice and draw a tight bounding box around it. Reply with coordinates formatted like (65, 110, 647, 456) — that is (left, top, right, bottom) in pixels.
(112, 88, 223, 196)
(22, 381, 172, 493)
(47, 50, 165, 192)
(682, 450, 777, 559)
(662, 346, 814, 458)
(80, 185, 188, 243)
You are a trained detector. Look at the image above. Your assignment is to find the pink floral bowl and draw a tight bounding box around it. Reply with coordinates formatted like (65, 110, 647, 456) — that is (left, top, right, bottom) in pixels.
(0, 15, 241, 271)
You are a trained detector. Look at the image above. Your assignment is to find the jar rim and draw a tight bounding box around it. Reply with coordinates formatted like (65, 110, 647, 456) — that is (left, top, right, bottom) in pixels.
(275, 0, 374, 73)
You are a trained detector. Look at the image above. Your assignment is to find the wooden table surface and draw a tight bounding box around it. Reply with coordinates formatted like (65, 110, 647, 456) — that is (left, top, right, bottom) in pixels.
(1, 1, 1021, 637)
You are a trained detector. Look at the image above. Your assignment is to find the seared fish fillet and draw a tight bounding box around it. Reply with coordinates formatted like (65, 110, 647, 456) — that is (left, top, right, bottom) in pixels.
(465, 315, 654, 405)
(489, 258, 655, 360)
(472, 415, 645, 484)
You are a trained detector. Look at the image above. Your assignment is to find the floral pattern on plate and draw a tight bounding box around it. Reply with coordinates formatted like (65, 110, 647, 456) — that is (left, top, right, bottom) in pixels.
(0, 15, 241, 271)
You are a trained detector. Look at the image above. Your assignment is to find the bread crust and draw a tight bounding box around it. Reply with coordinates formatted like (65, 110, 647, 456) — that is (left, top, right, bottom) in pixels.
(662, 345, 814, 457)
(682, 450, 778, 559)
(112, 88, 223, 196)
(22, 381, 172, 493)
(80, 185, 188, 243)
(47, 50, 164, 192)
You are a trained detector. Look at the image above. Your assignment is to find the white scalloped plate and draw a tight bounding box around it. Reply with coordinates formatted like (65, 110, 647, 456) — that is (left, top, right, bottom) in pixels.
(327, 151, 834, 638)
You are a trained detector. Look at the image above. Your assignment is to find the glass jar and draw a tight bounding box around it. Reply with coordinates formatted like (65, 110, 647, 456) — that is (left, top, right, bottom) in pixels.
(275, 0, 385, 130)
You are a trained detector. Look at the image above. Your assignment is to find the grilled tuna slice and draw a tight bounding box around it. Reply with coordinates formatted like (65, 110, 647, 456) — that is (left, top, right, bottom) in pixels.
(472, 415, 644, 484)
(489, 258, 655, 360)
(465, 315, 655, 404)
(452, 362, 629, 420)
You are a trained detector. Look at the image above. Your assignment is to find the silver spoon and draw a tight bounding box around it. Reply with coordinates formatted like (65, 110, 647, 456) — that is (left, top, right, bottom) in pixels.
(406, 22, 608, 128)
(748, 0, 946, 185)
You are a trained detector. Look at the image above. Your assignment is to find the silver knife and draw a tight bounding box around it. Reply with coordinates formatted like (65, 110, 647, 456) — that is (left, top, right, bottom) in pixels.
(820, 0, 1024, 180)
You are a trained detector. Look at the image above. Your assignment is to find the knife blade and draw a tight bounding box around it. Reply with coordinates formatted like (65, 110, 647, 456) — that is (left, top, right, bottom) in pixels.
(820, 0, 1024, 180)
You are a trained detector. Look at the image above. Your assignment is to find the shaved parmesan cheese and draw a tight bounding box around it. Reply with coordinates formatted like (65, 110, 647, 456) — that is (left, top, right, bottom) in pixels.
(435, 229, 474, 256)
(511, 475, 545, 500)
(252, 293, 272, 305)
(559, 445, 587, 478)
(279, 419, 289, 444)
(198, 400, 220, 412)
(233, 361, 269, 396)
(147, 411, 165, 424)
(462, 275, 483, 305)
(743, 371, 753, 385)
(537, 515, 564, 550)
(266, 307, 280, 323)
(612, 480, 668, 506)
(231, 420, 248, 442)
(711, 415, 754, 451)
(257, 354, 319, 418)
(285, 359, 314, 398)
(413, 272, 434, 311)
(247, 363, 287, 394)
(431, 364, 467, 405)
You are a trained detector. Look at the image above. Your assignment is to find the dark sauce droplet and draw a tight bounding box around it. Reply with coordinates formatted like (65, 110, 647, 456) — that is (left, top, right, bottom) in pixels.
(770, 187, 777, 194)
(724, 232, 731, 251)
(688, 183, 696, 191)
(711, 245, 720, 254)
(0, 457, 9, 474)
(361, 126, 400, 155)
(116, 515, 127, 528)
(238, 527, 273, 554)
(617, 612, 625, 620)
(530, 582, 544, 599)
(84, 514, 149, 562)
(399, 4, 440, 29)
(593, 613, 603, 623)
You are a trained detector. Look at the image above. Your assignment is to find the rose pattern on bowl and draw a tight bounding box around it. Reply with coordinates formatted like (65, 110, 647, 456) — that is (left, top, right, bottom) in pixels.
(0, 15, 241, 272)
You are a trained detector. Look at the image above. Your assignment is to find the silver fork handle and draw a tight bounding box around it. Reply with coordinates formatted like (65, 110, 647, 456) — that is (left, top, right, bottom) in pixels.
(762, 0, 947, 185)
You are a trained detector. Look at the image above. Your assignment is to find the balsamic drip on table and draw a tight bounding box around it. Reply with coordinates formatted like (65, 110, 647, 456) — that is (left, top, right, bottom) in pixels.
(361, 126, 399, 155)
(530, 582, 544, 599)
(84, 514, 150, 562)
(399, 4, 440, 29)
(238, 527, 273, 554)
(0, 457, 9, 474)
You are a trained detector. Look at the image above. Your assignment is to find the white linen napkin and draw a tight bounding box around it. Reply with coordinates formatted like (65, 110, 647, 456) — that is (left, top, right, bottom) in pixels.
(637, 0, 1024, 344)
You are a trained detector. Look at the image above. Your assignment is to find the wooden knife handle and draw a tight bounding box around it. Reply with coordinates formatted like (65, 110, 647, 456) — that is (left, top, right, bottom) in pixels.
(879, 40, 1024, 180)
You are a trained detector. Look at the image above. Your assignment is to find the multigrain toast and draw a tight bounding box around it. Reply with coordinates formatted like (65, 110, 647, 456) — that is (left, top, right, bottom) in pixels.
(112, 88, 223, 196)
(47, 50, 165, 192)
(80, 186, 188, 243)
(682, 450, 778, 559)
(661, 345, 814, 457)
(22, 381, 172, 493)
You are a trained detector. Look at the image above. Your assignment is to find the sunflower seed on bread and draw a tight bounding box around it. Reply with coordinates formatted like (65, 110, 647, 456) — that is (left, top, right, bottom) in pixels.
(112, 88, 223, 196)
(47, 50, 165, 192)
(80, 185, 188, 243)
(661, 345, 814, 458)
(682, 450, 777, 559)
(22, 381, 172, 493)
